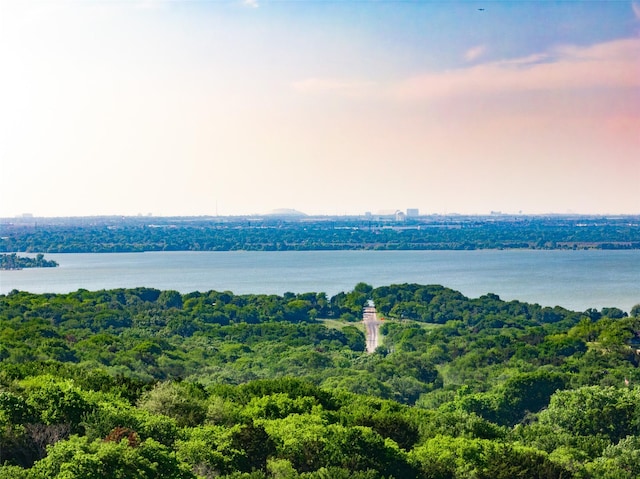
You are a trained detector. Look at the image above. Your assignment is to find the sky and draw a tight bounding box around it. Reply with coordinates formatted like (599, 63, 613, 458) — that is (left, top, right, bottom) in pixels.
(1, 0, 639, 217)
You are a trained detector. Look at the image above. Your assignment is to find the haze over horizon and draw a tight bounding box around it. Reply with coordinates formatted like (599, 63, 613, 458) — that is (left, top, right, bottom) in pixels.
(1, 1, 639, 218)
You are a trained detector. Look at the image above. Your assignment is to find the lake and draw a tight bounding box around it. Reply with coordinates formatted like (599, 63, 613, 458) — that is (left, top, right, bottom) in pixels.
(1, 250, 639, 313)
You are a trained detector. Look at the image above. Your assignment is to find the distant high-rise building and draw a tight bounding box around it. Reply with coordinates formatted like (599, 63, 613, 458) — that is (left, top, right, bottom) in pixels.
(406, 208, 419, 217)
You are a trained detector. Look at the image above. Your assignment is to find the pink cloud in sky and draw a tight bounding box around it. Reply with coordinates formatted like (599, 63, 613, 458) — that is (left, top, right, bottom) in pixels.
(464, 45, 487, 62)
(395, 38, 640, 99)
(291, 38, 639, 106)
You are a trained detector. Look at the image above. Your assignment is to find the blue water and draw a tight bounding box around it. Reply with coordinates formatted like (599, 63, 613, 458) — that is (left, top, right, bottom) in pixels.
(1, 250, 638, 313)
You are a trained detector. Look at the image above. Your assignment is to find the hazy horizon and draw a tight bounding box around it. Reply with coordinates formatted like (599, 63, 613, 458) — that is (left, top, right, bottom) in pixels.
(4, 210, 640, 221)
(1, 1, 639, 218)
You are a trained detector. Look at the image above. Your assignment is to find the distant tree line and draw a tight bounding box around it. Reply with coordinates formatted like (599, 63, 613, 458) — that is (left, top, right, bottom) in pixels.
(1, 215, 639, 252)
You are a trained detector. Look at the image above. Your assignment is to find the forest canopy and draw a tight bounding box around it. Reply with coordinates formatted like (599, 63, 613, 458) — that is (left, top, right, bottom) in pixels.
(1, 284, 639, 478)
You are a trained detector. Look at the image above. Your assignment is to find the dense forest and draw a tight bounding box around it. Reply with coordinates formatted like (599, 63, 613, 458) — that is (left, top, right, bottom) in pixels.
(1, 284, 639, 478)
(1, 215, 639, 252)
(0, 254, 58, 270)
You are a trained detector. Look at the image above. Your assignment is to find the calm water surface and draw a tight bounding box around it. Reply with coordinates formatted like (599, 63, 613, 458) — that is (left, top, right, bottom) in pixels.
(1, 250, 638, 312)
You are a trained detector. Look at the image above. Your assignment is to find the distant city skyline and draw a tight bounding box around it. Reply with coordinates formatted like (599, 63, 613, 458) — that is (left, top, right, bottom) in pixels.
(8, 209, 640, 221)
(1, 1, 639, 217)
